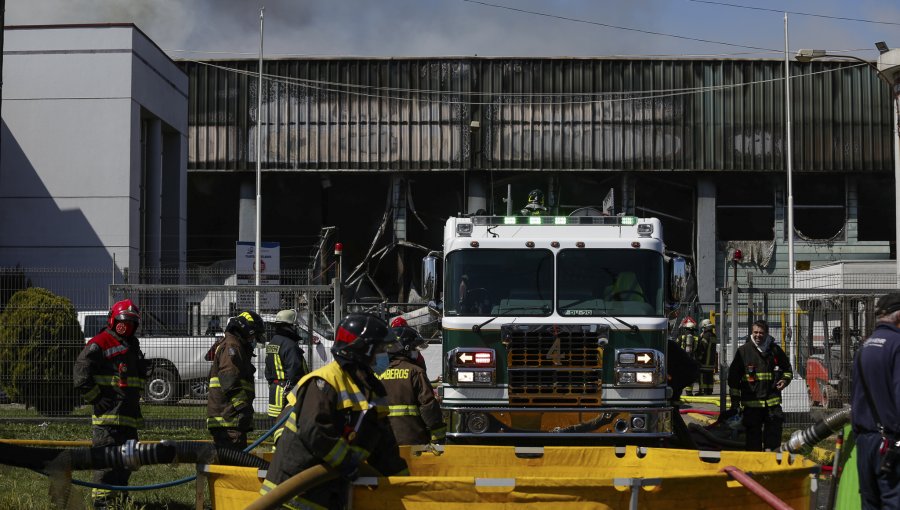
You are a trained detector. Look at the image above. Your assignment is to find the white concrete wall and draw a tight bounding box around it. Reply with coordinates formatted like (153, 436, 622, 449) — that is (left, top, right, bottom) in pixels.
(0, 25, 188, 288)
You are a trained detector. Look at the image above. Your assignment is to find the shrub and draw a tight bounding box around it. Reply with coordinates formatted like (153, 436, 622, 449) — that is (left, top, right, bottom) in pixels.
(0, 287, 82, 416)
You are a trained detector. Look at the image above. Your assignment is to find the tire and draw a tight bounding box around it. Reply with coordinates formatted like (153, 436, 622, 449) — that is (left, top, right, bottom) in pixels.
(187, 379, 209, 400)
(144, 367, 182, 405)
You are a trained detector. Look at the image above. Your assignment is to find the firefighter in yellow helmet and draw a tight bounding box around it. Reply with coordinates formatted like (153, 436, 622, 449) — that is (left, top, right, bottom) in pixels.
(265, 309, 309, 418)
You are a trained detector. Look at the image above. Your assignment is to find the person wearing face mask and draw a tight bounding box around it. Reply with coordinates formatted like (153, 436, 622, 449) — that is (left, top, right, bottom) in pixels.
(206, 310, 266, 450)
(74, 299, 149, 509)
(261, 313, 409, 509)
(727, 319, 793, 451)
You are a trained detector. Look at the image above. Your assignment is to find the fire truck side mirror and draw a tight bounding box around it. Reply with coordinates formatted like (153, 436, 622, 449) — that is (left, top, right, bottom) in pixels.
(669, 256, 687, 303)
(422, 252, 441, 302)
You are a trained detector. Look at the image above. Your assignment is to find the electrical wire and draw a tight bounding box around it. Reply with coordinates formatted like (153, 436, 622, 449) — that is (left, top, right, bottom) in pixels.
(188, 59, 870, 107)
(686, 0, 900, 26)
(457, 0, 779, 52)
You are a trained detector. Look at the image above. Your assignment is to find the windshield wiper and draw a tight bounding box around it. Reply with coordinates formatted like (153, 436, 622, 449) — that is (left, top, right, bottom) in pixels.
(472, 316, 498, 333)
(471, 306, 551, 333)
(594, 310, 640, 335)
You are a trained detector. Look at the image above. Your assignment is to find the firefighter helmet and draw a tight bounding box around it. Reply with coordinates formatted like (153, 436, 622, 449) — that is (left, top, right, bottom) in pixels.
(274, 309, 297, 325)
(527, 189, 545, 206)
(108, 299, 141, 337)
(332, 313, 398, 363)
(389, 316, 408, 328)
(680, 316, 697, 330)
(227, 311, 266, 343)
(388, 325, 428, 355)
(700, 319, 713, 330)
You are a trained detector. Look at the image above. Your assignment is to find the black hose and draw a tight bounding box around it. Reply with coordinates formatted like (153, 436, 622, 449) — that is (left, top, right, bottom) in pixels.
(0, 440, 269, 473)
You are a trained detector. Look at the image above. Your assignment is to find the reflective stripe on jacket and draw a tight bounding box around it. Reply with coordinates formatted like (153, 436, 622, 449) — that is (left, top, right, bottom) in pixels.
(727, 338, 793, 408)
(207, 332, 255, 431)
(377, 356, 446, 444)
(73, 329, 149, 429)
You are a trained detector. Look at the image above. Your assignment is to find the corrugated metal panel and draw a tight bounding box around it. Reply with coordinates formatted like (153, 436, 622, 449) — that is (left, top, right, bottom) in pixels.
(183, 58, 893, 172)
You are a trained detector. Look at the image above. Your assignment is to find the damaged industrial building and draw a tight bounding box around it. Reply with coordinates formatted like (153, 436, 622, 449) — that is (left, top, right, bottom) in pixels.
(183, 56, 895, 306)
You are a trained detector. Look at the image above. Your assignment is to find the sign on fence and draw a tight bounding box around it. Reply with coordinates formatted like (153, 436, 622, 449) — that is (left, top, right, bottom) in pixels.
(236, 241, 280, 310)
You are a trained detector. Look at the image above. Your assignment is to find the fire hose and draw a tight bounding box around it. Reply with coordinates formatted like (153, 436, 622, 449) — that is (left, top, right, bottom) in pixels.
(779, 407, 851, 454)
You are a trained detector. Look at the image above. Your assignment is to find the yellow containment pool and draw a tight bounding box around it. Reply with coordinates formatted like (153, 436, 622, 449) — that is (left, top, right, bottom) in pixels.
(205, 445, 817, 510)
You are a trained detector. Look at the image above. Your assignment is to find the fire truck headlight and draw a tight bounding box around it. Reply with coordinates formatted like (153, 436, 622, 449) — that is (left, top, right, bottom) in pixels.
(635, 372, 654, 384)
(618, 371, 636, 384)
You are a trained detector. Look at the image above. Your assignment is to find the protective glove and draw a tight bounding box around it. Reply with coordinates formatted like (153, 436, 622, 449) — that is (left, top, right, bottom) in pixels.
(338, 457, 360, 481)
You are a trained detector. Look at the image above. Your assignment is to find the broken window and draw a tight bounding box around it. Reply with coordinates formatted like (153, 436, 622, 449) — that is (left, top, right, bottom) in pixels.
(716, 175, 774, 241)
(792, 174, 845, 241)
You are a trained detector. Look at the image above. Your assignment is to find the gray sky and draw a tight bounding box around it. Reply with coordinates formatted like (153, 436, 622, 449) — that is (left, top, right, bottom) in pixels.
(7, 0, 900, 60)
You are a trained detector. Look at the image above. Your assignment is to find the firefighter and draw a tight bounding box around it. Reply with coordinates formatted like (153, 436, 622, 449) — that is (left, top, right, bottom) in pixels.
(207, 310, 266, 450)
(696, 319, 718, 395)
(728, 319, 793, 451)
(379, 320, 446, 445)
(520, 189, 548, 216)
(676, 316, 699, 396)
(261, 313, 409, 509)
(73, 299, 149, 509)
(265, 309, 309, 418)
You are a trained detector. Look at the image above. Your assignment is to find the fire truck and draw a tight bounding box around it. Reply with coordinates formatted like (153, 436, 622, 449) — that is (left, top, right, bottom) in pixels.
(423, 213, 688, 443)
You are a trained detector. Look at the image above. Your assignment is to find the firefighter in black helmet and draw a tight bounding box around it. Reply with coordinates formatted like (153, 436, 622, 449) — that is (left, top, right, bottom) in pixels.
(379, 318, 446, 445)
(521, 189, 548, 216)
(207, 310, 265, 449)
(261, 313, 409, 509)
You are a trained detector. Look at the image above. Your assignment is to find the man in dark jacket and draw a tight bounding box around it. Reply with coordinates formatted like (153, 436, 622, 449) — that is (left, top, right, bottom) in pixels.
(728, 319, 793, 451)
(265, 309, 309, 418)
(379, 321, 445, 445)
(851, 292, 900, 509)
(74, 299, 149, 509)
(207, 310, 265, 449)
(260, 313, 409, 509)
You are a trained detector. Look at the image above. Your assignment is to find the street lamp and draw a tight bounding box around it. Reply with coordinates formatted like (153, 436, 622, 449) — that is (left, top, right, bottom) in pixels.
(796, 45, 900, 286)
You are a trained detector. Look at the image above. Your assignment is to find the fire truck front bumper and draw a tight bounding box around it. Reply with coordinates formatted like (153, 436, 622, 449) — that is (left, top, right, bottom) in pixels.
(445, 406, 674, 440)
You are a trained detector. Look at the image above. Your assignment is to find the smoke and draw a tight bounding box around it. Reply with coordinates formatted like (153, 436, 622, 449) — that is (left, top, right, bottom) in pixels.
(5, 0, 894, 58)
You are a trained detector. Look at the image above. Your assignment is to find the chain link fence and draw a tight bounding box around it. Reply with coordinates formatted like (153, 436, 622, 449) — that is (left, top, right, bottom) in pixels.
(717, 270, 898, 428)
(0, 266, 333, 429)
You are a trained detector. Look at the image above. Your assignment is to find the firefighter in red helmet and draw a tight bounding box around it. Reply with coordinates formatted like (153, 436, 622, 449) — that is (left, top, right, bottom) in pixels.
(261, 313, 409, 509)
(74, 298, 150, 509)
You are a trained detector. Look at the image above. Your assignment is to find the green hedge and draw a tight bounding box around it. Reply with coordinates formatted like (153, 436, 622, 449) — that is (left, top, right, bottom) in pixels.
(0, 287, 82, 416)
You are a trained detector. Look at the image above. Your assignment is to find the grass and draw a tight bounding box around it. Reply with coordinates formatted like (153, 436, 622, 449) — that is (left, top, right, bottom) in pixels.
(0, 405, 275, 510)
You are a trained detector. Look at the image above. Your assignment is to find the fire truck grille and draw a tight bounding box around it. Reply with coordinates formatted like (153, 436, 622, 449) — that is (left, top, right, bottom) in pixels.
(508, 369, 602, 405)
(505, 328, 602, 368)
(502, 324, 606, 406)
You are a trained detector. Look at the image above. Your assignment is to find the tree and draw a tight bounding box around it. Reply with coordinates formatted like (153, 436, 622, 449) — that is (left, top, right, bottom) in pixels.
(0, 287, 82, 416)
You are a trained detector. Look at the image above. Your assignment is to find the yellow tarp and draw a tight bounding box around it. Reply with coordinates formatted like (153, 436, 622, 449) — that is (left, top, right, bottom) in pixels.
(206, 445, 816, 509)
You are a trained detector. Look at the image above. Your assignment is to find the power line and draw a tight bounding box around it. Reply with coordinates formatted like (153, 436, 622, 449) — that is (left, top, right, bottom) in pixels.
(686, 0, 900, 26)
(457, 0, 780, 53)
(190, 59, 869, 107)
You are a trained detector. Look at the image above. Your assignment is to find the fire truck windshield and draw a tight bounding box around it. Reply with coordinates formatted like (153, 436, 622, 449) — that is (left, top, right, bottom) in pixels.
(446, 249, 553, 317)
(557, 249, 664, 317)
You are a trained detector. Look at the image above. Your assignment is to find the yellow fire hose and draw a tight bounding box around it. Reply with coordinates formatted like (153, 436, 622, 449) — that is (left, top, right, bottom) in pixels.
(245, 463, 380, 510)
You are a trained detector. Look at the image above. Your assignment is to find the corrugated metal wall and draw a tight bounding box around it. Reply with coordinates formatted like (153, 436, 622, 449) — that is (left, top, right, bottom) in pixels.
(183, 58, 893, 173)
